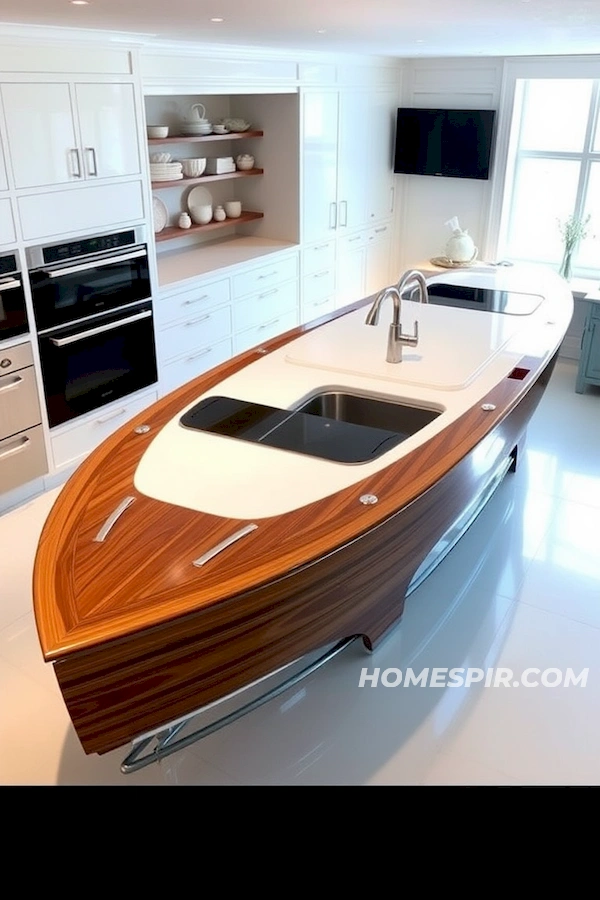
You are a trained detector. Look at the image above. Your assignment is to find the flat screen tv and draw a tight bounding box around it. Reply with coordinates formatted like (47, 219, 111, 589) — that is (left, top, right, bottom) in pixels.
(393, 108, 496, 180)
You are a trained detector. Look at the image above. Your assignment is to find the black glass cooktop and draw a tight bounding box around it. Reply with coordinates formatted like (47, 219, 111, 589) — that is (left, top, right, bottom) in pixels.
(179, 396, 405, 464)
(426, 283, 543, 315)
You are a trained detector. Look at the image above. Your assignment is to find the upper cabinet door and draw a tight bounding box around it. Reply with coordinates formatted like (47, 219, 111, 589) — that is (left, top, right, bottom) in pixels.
(302, 90, 340, 244)
(0, 133, 8, 191)
(75, 83, 140, 179)
(1, 83, 79, 189)
(336, 91, 370, 231)
(366, 90, 397, 222)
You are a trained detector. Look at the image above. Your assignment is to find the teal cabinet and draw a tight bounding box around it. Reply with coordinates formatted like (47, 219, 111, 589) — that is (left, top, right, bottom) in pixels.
(576, 300, 600, 393)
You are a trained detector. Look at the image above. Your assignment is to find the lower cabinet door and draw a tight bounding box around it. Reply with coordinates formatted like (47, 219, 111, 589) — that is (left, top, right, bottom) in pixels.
(0, 425, 48, 493)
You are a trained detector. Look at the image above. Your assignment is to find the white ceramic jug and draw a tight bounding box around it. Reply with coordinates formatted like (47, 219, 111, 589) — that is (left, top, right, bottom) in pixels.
(445, 228, 477, 263)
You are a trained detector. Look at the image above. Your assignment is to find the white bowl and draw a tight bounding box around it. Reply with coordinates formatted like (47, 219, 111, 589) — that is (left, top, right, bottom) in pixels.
(181, 158, 207, 178)
(189, 204, 213, 226)
(224, 200, 242, 218)
(147, 125, 169, 139)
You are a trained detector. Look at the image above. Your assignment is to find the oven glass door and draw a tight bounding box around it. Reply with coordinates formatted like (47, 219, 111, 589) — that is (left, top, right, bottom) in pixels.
(30, 245, 151, 332)
(38, 302, 157, 427)
(0, 276, 28, 340)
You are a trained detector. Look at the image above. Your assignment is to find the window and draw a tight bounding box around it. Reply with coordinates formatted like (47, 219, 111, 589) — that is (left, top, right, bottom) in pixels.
(500, 78, 600, 278)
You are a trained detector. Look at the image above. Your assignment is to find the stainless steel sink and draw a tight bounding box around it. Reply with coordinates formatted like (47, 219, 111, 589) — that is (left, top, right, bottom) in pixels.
(296, 391, 441, 437)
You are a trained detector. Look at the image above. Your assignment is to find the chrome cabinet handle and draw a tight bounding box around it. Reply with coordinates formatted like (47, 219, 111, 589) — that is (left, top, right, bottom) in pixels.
(184, 314, 210, 326)
(193, 523, 258, 568)
(85, 146, 98, 177)
(257, 288, 278, 299)
(257, 271, 278, 280)
(183, 294, 209, 305)
(186, 347, 212, 361)
(390, 186, 395, 213)
(69, 148, 82, 178)
(312, 270, 329, 278)
(0, 374, 23, 393)
(340, 200, 348, 227)
(93, 496, 135, 543)
(0, 435, 29, 460)
(50, 309, 151, 346)
(329, 202, 337, 229)
(44, 247, 147, 278)
(0, 278, 22, 291)
(258, 317, 280, 329)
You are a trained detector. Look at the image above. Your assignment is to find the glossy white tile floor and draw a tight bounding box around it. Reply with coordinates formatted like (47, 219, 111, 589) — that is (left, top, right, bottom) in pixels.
(1, 358, 599, 785)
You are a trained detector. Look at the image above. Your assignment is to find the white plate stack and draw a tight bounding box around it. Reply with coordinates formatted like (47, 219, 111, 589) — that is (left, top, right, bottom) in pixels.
(150, 160, 183, 181)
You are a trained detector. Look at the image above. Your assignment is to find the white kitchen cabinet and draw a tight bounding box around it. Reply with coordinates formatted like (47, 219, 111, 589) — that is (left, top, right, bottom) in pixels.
(365, 223, 393, 297)
(336, 231, 367, 309)
(0, 133, 8, 191)
(17, 180, 144, 240)
(0, 198, 16, 244)
(301, 88, 397, 245)
(1, 82, 140, 189)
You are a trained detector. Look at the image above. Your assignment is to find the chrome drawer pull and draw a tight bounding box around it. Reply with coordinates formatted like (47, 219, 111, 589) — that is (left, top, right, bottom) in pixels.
(0, 374, 23, 393)
(93, 496, 135, 543)
(50, 309, 151, 346)
(44, 247, 147, 278)
(257, 288, 278, 299)
(183, 294, 209, 305)
(257, 271, 278, 280)
(258, 317, 280, 329)
(0, 435, 29, 460)
(184, 314, 210, 326)
(312, 270, 328, 278)
(192, 523, 258, 568)
(186, 347, 212, 361)
(314, 298, 330, 307)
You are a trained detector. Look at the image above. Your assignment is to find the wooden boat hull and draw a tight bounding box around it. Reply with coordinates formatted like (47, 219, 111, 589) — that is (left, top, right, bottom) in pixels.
(33, 295, 562, 755)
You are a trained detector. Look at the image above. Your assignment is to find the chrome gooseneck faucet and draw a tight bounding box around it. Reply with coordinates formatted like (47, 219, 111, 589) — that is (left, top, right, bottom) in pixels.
(397, 269, 429, 306)
(365, 274, 423, 363)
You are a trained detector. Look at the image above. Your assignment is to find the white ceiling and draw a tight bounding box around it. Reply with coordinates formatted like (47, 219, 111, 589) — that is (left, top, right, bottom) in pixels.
(0, 0, 600, 58)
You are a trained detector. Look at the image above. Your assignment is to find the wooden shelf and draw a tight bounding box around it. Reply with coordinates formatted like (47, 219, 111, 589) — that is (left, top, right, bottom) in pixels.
(148, 131, 264, 145)
(151, 168, 264, 190)
(155, 210, 264, 242)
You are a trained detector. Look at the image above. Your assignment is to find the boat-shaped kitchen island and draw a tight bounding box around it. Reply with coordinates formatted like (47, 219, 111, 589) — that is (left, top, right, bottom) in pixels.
(33, 264, 573, 766)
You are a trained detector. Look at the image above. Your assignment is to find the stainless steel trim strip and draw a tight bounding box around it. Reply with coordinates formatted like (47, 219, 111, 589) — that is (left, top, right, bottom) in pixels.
(192, 523, 258, 568)
(49, 309, 152, 346)
(44, 248, 147, 278)
(93, 496, 135, 543)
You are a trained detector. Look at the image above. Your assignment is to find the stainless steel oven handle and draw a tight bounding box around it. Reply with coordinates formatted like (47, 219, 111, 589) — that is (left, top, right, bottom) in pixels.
(49, 309, 152, 346)
(0, 278, 22, 290)
(43, 248, 148, 278)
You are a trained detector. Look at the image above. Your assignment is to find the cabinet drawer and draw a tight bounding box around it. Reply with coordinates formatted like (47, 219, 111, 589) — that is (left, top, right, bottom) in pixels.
(0, 198, 16, 244)
(232, 254, 298, 298)
(160, 338, 233, 396)
(18, 180, 144, 240)
(234, 281, 298, 333)
(156, 278, 231, 328)
(301, 295, 335, 323)
(0, 365, 41, 440)
(366, 223, 392, 243)
(0, 424, 47, 494)
(339, 230, 367, 252)
(51, 389, 157, 470)
(158, 304, 232, 364)
(302, 240, 336, 275)
(303, 267, 335, 306)
(234, 309, 298, 355)
(0, 342, 34, 374)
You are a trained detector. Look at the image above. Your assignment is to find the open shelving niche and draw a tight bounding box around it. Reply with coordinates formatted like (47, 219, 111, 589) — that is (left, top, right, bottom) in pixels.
(144, 93, 301, 275)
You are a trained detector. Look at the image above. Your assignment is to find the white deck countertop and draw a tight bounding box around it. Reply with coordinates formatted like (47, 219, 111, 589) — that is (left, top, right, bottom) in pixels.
(135, 264, 573, 520)
(156, 236, 298, 289)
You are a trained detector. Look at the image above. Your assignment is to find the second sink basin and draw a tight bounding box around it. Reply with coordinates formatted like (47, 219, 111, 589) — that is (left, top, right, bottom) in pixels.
(296, 391, 442, 439)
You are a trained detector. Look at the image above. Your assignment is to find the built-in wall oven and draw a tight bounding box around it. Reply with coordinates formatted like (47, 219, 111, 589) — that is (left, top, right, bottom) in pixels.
(27, 227, 157, 428)
(0, 251, 28, 342)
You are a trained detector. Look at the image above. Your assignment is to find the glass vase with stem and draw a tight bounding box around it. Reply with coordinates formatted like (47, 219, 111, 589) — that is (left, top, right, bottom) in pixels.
(557, 213, 590, 282)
